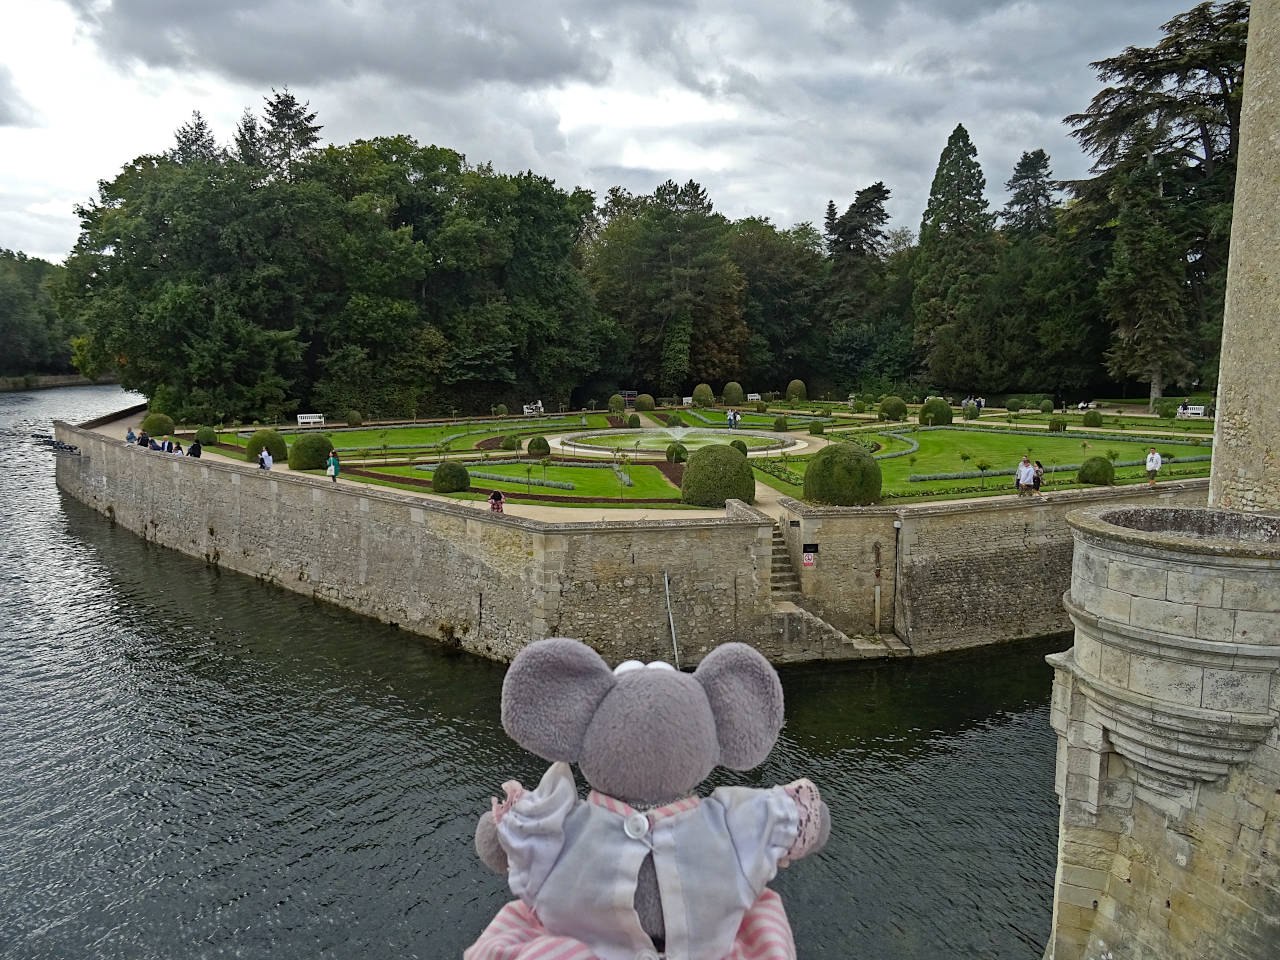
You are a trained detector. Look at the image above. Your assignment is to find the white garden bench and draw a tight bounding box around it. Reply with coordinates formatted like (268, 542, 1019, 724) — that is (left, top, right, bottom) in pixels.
(746, 393, 762, 402)
(522, 400, 544, 416)
(296, 413, 325, 427)
(1177, 405, 1207, 418)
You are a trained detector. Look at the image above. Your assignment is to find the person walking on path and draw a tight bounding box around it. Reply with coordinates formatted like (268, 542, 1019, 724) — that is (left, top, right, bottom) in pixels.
(1015, 455, 1036, 496)
(1033, 460, 1045, 494)
(326, 449, 340, 483)
(1146, 447, 1162, 487)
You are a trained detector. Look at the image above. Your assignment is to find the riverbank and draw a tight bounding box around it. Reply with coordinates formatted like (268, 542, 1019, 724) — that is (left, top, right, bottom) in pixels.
(0, 372, 117, 392)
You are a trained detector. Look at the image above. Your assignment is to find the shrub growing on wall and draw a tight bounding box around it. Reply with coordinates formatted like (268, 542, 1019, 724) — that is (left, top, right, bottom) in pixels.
(786, 379, 807, 402)
(878, 396, 908, 421)
(608, 394, 625, 413)
(527, 436, 551, 457)
(1077, 456, 1115, 486)
(665, 442, 688, 463)
(1082, 409, 1104, 427)
(730, 439, 749, 456)
(635, 394, 655, 411)
(288, 432, 333, 470)
(140, 412, 175, 436)
(803, 444, 882, 505)
(681, 444, 755, 506)
(773, 416, 789, 432)
(1039, 399, 1054, 414)
(245, 429, 287, 464)
(195, 426, 217, 446)
(1048, 417, 1067, 433)
(500, 434, 521, 451)
(433, 461, 471, 493)
(626, 413, 641, 428)
(692, 383, 714, 407)
(920, 398, 953, 426)
(808, 422, 825, 436)
(722, 382, 745, 405)
(346, 410, 362, 427)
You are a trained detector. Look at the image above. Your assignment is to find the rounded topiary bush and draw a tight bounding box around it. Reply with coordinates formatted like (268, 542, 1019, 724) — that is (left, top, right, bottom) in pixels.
(527, 436, 551, 457)
(692, 383, 715, 407)
(635, 393, 655, 411)
(1156, 399, 1178, 420)
(878, 396, 908, 422)
(722, 382, 745, 406)
(288, 432, 333, 470)
(808, 422, 825, 436)
(755, 400, 768, 414)
(494, 403, 509, 416)
(245, 429, 287, 464)
(500, 434, 521, 451)
(962, 403, 979, 421)
(195, 426, 217, 446)
(1048, 417, 1067, 433)
(1082, 409, 1103, 428)
(773, 416, 789, 432)
(786, 379, 807, 403)
(920, 397, 953, 426)
(433, 461, 471, 493)
(346, 410, 362, 427)
(1007, 398, 1025, 413)
(665, 442, 688, 463)
(626, 413, 641, 428)
(1077, 456, 1115, 486)
(681, 444, 755, 507)
(851, 400, 867, 414)
(140, 411, 175, 437)
(608, 394, 625, 414)
(803, 444, 882, 506)
(1039, 399, 1054, 414)
(730, 439, 749, 456)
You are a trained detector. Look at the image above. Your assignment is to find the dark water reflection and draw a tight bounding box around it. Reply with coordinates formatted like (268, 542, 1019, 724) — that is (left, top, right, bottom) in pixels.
(0, 387, 1065, 959)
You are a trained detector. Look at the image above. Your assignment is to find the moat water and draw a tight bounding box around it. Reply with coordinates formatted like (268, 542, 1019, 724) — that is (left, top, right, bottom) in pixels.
(1, 386, 1065, 959)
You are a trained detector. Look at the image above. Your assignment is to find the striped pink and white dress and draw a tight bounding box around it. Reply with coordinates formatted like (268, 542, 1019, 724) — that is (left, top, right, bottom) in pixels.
(466, 762, 824, 960)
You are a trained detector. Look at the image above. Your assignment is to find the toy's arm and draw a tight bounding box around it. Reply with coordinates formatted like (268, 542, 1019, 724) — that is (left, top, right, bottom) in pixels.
(475, 809, 508, 874)
(780, 778, 830, 866)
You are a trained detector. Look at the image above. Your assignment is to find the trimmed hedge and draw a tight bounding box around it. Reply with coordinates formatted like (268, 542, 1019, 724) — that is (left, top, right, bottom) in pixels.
(493, 403, 509, 416)
(1039, 399, 1054, 414)
(962, 403, 979, 420)
(626, 413, 641, 428)
(432, 461, 471, 493)
(1156, 399, 1178, 420)
(920, 398, 953, 426)
(140, 412, 175, 436)
(1048, 417, 1067, 433)
(754, 401, 768, 413)
(1007, 398, 1025, 413)
(730, 439, 749, 456)
(786, 379, 807, 402)
(878, 396, 908, 421)
(608, 394, 625, 413)
(500, 434, 521, 451)
(245, 429, 287, 464)
(773, 416, 789, 432)
(803, 444, 882, 505)
(195, 426, 217, 446)
(722, 382, 745, 405)
(692, 383, 715, 407)
(288, 432, 333, 470)
(1078, 456, 1115, 486)
(808, 422, 825, 436)
(527, 436, 551, 457)
(346, 410, 363, 427)
(851, 400, 868, 414)
(682, 444, 755, 506)
(635, 393, 655, 411)
(1082, 409, 1104, 427)
(665, 442, 688, 463)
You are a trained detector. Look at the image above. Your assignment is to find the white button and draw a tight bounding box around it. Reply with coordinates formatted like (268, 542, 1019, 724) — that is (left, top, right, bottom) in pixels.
(624, 812, 650, 839)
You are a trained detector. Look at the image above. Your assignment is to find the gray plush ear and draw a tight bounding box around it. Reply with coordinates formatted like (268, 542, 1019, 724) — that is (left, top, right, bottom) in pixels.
(694, 642, 784, 769)
(501, 637, 616, 762)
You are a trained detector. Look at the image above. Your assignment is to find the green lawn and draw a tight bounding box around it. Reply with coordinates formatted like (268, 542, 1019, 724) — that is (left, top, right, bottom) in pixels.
(372, 461, 682, 500)
(1008, 412, 1214, 434)
(570, 431, 777, 452)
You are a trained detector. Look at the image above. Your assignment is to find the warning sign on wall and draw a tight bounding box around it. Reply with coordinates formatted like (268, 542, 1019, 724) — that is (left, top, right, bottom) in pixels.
(802, 552, 815, 567)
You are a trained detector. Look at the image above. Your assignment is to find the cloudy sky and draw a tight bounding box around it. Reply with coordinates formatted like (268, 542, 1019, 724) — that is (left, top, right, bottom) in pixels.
(2, 0, 1191, 262)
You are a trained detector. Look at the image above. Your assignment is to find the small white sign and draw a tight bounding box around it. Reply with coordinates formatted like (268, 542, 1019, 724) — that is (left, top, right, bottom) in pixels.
(802, 552, 815, 568)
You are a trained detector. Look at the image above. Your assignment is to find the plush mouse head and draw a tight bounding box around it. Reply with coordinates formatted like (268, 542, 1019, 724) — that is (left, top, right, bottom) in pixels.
(501, 638, 784, 808)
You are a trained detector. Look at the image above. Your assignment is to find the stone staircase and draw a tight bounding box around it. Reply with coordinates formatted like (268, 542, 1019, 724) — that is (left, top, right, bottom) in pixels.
(769, 524, 801, 599)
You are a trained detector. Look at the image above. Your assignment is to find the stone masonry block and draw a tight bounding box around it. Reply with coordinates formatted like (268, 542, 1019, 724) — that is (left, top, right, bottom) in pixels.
(1073, 548, 1111, 586)
(1056, 881, 1103, 909)
(1127, 654, 1204, 706)
(1099, 644, 1131, 688)
(1233, 610, 1280, 643)
(1130, 596, 1198, 636)
(1166, 569, 1225, 607)
(1221, 576, 1278, 612)
(1061, 864, 1110, 892)
(1201, 668, 1272, 713)
(1075, 633, 1102, 677)
(1196, 606, 1237, 643)
(1108, 560, 1170, 600)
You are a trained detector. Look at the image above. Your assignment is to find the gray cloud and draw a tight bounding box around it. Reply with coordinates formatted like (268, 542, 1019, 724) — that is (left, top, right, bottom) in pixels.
(35, 0, 1195, 257)
(0, 66, 37, 126)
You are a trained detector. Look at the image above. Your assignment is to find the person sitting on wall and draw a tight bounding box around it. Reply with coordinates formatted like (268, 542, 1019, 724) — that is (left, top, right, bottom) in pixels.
(149, 437, 163, 450)
(125, 428, 136, 444)
(488, 488, 505, 513)
(137, 430, 150, 448)
(258, 448, 273, 470)
(186, 440, 202, 458)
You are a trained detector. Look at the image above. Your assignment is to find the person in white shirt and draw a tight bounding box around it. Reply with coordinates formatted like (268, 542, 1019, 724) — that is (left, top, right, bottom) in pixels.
(1146, 447, 1162, 486)
(1016, 455, 1037, 496)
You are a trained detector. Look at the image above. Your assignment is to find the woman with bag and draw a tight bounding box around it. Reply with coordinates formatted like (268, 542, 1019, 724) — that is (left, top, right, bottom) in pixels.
(326, 449, 340, 483)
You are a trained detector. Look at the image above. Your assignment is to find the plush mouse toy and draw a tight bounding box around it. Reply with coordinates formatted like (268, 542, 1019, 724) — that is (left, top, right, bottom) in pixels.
(465, 637, 830, 960)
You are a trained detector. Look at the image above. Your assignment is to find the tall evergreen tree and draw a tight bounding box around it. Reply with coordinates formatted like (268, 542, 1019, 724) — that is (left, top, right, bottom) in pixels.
(912, 123, 995, 390)
(825, 182, 894, 387)
(1001, 149, 1057, 237)
(170, 111, 219, 165)
(232, 109, 267, 167)
(262, 87, 322, 176)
